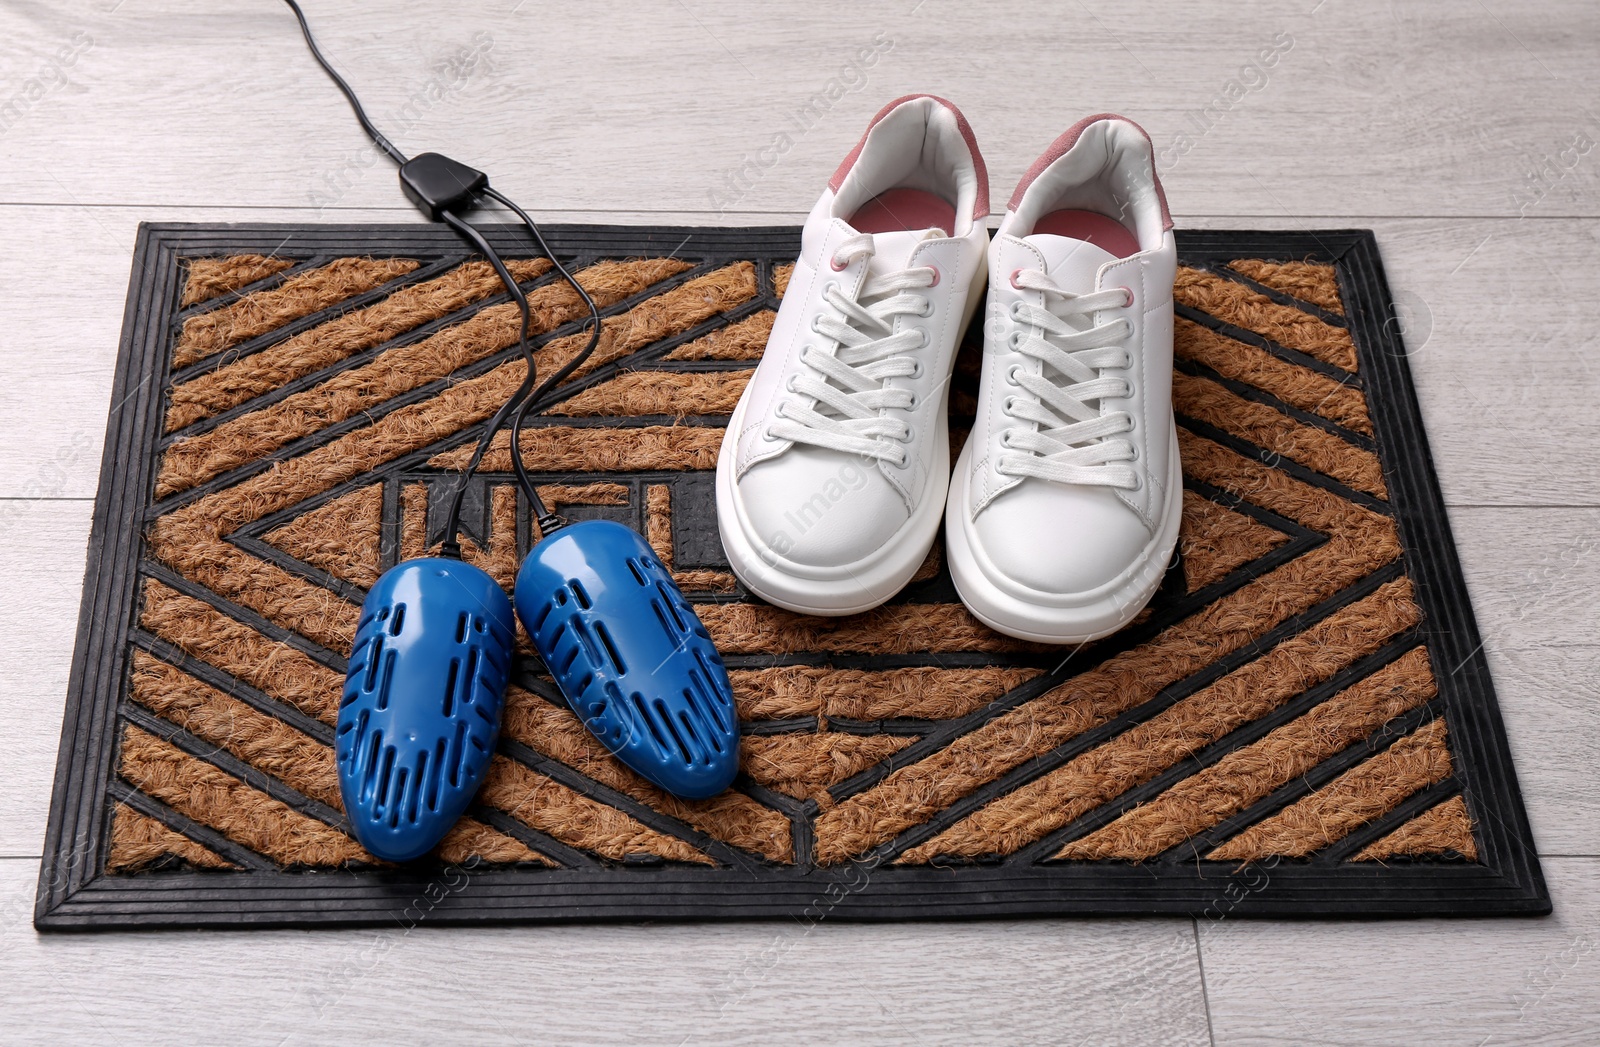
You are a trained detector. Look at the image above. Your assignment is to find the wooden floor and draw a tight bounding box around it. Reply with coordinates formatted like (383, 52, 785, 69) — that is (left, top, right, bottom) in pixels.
(3, 1, 1597, 1042)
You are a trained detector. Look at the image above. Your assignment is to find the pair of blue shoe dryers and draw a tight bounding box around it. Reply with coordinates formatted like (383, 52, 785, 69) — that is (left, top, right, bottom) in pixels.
(283, 0, 740, 864)
(336, 519, 740, 861)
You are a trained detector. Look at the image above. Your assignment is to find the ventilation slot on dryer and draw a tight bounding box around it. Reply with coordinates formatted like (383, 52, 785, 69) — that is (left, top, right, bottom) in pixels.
(593, 621, 627, 675)
(630, 691, 670, 757)
(654, 697, 697, 766)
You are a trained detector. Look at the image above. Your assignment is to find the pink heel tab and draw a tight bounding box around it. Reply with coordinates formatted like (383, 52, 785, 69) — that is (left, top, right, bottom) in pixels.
(828, 94, 990, 221)
(1008, 113, 1172, 232)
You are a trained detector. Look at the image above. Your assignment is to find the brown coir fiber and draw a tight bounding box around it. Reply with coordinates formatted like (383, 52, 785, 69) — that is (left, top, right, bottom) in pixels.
(167, 258, 553, 431)
(174, 257, 420, 368)
(264, 483, 384, 588)
(909, 540, 943, 583)
(501, 687, 793, 862)
(471, 484, 524, 589)
(1059, 646, 1438, 860)
(1178, 490, 1289, 593)
(1209, 717, 1452, 860)
(1355, 794, 1477, 861)
(902, 577, 1421, 863)
(118, 725, 371, 866)
(108, 804, 235, 872)
(180, 255, 295, 308)
(773, 263, 794, 298)
(729, 666, 1042, 721)
(644, 482, 739, 592)
(809, 430, 1401, 864)
(551, 369, 751, 418)
(148, 528, 361, 655)
(1174, 267, 1358, 372)
(503, 262, 756, 389)
(432, 424, 724, 474)
(436, 819, 551, 866)
(1227, 259, 1344, 314)
(646, 483, 673, 562)
(130, 649, 343, 808)
(1173, 371, 1388, 498)
(122, 650, 546, 869)
(664, 309, 774, 360)
(700, 601, 1045, 657)
(478, 754, 713, 865)
(149, 258, 749, 569)
(158, 258, 698, 496)
(742, 734, 917, 805)
(139, 578, 344, 724)
(1175, 317, 1372, 435)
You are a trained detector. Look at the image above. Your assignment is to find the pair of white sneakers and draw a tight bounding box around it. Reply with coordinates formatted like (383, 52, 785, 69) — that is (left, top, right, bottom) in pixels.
(716, 95, 1180, 644)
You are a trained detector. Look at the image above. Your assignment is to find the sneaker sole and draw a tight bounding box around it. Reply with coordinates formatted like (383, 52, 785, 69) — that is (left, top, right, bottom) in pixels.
(945, 426, 1183, 643)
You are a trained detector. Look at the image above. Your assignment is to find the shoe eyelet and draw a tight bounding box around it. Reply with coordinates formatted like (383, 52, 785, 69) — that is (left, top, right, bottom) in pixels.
(784, 375, 797, 392)
(907, 394, 918, 409)
(1129, 475, 1143, 492)
(1007, 332, 1023, 350)
(926, 265, 941, 287)
(1002, 396, 1015, 413)
(909, 361, 923, 378)
(1006, 365, 1020, 385)
(830, 255, 848, 272)
(919, 299, 934, 318)
(1009, 268, 1026, 290)
(1008, 302, 1023, 320)
(917, 328, 931, 348)
(1119, 286, 1135, 308)
(999, 431, 1013, 448)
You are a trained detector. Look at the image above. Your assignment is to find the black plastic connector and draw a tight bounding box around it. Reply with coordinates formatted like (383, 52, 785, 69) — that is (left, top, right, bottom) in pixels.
(398, 152, 488, 220)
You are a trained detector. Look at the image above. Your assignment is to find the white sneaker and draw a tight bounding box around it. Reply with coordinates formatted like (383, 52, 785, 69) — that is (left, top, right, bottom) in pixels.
(946, 114, 1181, 643)
(717, 95, 990, 615)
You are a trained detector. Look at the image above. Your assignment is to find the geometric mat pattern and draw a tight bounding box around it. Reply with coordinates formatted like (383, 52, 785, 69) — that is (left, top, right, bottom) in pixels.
(36, 225, 1548, 927)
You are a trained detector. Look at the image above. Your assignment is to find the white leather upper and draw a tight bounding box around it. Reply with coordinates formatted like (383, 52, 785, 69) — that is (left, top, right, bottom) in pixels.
(957, 119, 1177, 599)
(726, 100, 988, 571)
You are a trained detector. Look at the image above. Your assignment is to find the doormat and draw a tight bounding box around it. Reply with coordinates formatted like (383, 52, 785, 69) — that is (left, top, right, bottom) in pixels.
(36, 224, 1548, 928)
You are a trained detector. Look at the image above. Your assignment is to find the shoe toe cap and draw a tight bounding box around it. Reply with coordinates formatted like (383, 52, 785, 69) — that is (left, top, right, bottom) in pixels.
(973, 484, 1152, 594)
(735, 449, 908, 568)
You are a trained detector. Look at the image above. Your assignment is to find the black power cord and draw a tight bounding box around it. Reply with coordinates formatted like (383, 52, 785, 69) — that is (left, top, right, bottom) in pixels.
(284, 0, 602, 556)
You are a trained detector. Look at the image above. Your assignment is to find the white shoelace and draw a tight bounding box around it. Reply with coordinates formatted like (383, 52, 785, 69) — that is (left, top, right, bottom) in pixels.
(768, 232, 938, 467)
(998, 268, 1139, 489)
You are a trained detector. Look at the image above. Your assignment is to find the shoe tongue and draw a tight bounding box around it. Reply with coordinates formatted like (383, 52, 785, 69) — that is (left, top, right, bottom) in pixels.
(1023, 233, 1116, 293)
(865, 227, 944, 280)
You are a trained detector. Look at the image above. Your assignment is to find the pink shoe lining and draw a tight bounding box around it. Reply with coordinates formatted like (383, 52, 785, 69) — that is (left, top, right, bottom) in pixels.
(1032, 209, 1141, 258)
(847, 188, 958, 235)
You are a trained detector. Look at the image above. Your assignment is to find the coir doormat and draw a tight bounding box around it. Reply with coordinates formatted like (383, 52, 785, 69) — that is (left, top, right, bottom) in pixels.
(36, 224, 1548, 928)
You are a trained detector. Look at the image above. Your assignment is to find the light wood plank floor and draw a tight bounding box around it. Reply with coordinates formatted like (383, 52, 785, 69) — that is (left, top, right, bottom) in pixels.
(1, 2, 1595, 1043)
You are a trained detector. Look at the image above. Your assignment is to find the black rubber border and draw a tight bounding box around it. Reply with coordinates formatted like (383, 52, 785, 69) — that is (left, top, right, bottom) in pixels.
(34, 224, 1549, 929)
